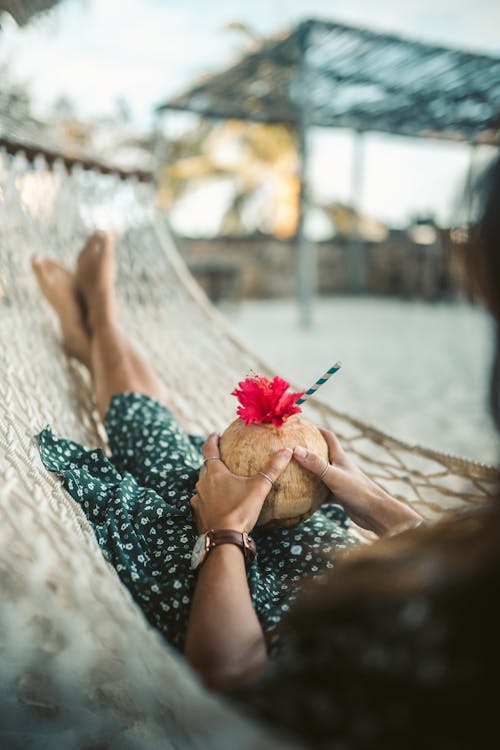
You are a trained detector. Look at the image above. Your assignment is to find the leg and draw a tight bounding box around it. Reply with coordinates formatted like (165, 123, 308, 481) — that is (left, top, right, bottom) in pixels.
(31, 257, 92, 369)
(76, 232, 166, 420)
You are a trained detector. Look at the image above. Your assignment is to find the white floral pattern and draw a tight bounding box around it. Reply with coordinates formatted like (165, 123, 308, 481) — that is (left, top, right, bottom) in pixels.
(37, 393, 357, 652)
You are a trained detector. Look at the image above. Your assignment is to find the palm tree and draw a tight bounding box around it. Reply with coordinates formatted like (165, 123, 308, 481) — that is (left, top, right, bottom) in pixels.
(156, 119, 300, 238)
(154, 18, 302, 239)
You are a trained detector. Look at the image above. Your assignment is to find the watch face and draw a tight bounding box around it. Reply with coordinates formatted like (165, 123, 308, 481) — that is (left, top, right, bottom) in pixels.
(191, 534, 206, 570)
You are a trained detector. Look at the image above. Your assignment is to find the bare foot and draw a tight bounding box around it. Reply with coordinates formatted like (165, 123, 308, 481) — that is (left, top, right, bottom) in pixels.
(76, 231, 117, 330)
(32, 257, 91, 368)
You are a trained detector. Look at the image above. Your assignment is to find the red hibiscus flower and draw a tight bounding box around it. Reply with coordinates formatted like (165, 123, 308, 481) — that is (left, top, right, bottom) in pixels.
(231, 375, 305, 428)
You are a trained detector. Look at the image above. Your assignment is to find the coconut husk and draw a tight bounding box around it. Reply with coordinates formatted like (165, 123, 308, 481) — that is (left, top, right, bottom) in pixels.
(220, 414, 330, 529)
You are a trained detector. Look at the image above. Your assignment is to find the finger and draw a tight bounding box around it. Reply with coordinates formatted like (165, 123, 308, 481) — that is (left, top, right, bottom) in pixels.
(195, 477, 209, 497)
(190, 493, 199, 508)
(201, 432, 222, 469)
(318, 428, 346, 463)
(293, 445, 334, 483)
(252, 448, 293, 493)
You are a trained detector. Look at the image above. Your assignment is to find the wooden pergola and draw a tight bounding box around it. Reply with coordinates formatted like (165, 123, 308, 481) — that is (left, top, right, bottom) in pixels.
(159, 18, 500, 324)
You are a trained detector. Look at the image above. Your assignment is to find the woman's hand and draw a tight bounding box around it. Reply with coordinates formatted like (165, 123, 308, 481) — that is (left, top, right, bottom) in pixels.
(191, 432, 293, 533)
(293, 428, 422, 536)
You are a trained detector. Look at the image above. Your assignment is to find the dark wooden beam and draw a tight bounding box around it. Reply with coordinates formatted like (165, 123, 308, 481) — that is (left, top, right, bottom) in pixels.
(0, 137, 154, 182)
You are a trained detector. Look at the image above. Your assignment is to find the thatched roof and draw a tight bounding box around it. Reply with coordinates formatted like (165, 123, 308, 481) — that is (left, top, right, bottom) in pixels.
(0, 0, 62, 26)
(157, 18, 500, 145)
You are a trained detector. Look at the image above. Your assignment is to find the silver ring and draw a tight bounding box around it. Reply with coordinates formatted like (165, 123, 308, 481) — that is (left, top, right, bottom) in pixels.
(257, 471, 274, 486)
(203, 456, 221, 464)
(319, 460, 330, 479)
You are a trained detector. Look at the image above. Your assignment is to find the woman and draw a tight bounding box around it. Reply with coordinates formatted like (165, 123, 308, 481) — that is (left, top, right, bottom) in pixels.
(228, 154, 500, 749)
(32, 230, 419, 663)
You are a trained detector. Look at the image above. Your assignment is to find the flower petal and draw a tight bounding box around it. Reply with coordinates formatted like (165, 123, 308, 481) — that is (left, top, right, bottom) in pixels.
(231, 375, 305, 427)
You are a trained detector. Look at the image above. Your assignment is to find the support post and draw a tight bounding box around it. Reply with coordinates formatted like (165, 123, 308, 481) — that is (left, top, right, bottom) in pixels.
(348, 130, 365, 293)
(296, 115, 315, 327)
(465, 140, 478, 225)
(295, 24, 315, 328)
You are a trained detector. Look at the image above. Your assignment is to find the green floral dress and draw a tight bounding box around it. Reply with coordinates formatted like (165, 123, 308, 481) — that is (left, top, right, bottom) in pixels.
(37, 393, 357, 652)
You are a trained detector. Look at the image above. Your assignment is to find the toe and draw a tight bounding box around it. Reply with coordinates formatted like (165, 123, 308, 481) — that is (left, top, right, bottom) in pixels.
(32, 258, 74, 291)
(32, 256, 66, 273)
(90, 230, 108, 251)
(81, 231, 100, 254)
(89, 233, 102, 252)
(31, 255, 50, 281)
(79, 230, 109, 262)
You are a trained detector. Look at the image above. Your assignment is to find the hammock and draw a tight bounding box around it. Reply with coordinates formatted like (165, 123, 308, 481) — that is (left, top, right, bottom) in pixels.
(0, 145, 498, 748)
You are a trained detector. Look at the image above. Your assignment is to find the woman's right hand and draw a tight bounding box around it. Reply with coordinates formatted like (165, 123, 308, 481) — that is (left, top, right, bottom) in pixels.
(293, 428, 422, 536)
(191, 433, 292, 534)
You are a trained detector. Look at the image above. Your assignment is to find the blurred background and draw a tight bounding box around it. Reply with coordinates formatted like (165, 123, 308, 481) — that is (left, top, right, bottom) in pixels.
(1, 0, 499, 462)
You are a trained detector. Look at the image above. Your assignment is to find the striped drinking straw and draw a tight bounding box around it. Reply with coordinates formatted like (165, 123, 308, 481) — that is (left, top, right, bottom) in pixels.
(296, 362, 342, 405)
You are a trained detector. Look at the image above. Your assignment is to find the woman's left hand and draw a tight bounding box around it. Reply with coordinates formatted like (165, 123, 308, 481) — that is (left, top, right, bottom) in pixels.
(293, 428, 422, 536)
(191, 433, 293, 534)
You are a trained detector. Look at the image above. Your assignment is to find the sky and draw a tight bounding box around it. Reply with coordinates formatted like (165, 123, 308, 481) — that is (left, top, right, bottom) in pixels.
(1, 0, 499, 230)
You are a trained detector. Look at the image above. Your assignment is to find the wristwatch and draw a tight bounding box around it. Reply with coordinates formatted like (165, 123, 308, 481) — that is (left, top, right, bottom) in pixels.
(190, 529, 257, 570)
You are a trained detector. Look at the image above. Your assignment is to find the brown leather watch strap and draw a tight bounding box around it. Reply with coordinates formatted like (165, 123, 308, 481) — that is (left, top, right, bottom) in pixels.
(206, 529, 257, 565)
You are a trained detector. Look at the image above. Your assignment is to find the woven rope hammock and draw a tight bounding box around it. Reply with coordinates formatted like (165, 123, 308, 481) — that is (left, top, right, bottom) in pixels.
(0, 146, 498, 748)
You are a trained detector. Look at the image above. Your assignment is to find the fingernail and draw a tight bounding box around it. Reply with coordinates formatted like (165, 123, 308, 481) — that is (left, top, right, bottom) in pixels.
(294, 446, 308, 458)
(280, 447, 293, 455)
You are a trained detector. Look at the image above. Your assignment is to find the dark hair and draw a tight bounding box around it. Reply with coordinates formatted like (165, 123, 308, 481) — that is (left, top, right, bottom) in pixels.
(459, 154, 500, 427)
(236, 506, 500, 750)
(234, 155, 500, 749)
(490, 321, 500, 430)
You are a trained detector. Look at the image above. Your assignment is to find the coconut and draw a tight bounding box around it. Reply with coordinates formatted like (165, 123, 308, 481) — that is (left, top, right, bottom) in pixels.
(220, 415, 330, 528)
(220, 374, 331, 529)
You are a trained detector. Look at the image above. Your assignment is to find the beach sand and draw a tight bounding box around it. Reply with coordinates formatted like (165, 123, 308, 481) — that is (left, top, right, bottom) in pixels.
(223, 296, 499, 466)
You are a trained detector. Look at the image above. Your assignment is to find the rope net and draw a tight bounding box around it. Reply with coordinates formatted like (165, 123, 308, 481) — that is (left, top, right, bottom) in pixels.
(0, 151, 291, 749)
(0, 148, 497, 746)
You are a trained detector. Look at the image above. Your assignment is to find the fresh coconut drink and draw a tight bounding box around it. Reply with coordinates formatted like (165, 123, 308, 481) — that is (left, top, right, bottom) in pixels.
(220, 374, 332, 529)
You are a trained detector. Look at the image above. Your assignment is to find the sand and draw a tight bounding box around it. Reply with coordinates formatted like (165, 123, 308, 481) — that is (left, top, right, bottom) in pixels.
(222, 296, 499, 466)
